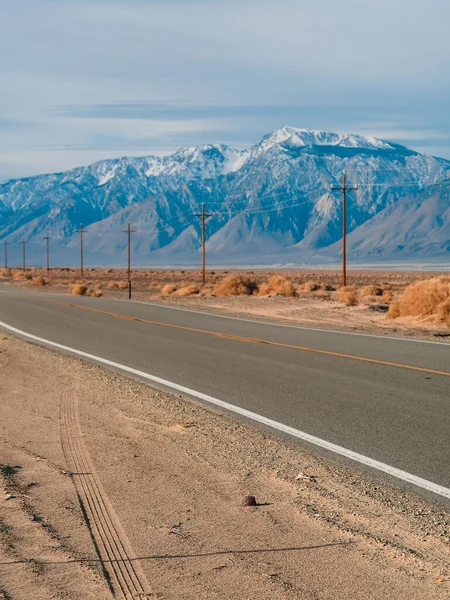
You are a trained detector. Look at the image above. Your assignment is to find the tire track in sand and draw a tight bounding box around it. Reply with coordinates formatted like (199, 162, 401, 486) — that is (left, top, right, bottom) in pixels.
(60, 390, 152, 598)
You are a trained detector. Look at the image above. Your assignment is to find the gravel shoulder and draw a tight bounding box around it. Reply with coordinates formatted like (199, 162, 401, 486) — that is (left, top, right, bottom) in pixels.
(0, 335, 449, 599)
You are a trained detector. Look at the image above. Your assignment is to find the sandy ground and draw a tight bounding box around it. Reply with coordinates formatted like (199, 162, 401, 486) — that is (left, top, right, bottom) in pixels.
(0, 336, 449, 599)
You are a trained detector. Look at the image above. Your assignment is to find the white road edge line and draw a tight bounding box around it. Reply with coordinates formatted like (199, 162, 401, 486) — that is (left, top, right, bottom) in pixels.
(112, 297, 450, 347)
(2, 319, 449, 501)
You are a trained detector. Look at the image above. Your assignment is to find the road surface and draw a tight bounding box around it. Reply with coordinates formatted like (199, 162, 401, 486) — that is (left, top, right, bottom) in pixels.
(1, 284, 449, 502)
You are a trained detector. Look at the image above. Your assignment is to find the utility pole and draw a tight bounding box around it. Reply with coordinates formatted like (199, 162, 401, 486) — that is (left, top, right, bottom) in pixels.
(78, 224, 87, 277)
(332, 172, 357, 287)
(43, 233, 50, 274)
(3, 240, 8, 270)
(194, 203, 214, 285)
(21, 240, 27, 272)
(122, 222, 136, 299)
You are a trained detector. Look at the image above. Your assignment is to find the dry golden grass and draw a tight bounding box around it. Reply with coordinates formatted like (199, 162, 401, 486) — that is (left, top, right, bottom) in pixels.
(312, 290, 331, 300)
(13, 266, 448, 325)
(200, 286, 214, 296)
(320, 282, 336, 292)
(361, 285, 383, 297)
(436, 298, 450, 324)
(13, 271, 31, 281)
(31, 276, 48, 286)
(173, 285, 201, 297)
(258, 275, 296, 297)
(69, 284, 88, 296)
(161, 284, 178, 296)
(214, 274, 258, 296)
(388, 276, 450, 326)
(338, 286, 359, 306)
(381, 290, 394, 303)
(301, 280, 321, 293)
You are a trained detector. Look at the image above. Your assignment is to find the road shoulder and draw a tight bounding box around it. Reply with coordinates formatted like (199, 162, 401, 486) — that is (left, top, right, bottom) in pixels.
(0, 335, 449, 599)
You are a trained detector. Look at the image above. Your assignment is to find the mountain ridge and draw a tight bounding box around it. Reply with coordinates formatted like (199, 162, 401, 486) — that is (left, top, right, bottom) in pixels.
(1, 127, 449, 266)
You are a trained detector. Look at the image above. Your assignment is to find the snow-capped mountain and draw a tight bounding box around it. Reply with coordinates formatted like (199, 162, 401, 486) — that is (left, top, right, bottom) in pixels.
(1, 127, 449, 266)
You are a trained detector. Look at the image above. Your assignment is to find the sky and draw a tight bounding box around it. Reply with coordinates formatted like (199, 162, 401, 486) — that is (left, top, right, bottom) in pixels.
(1, 0, 449, 180)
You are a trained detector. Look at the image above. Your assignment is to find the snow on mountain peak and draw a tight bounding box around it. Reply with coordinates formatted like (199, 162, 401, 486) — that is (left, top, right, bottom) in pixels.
(145, 143, 247, 179)
(259, 127, 395, 152)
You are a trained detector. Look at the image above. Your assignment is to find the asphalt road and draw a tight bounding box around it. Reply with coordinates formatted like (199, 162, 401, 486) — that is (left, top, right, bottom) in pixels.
(1, 284, 449, 501)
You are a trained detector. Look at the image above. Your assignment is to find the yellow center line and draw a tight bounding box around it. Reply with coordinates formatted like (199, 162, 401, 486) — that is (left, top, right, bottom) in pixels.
(49, 299, 450, 378)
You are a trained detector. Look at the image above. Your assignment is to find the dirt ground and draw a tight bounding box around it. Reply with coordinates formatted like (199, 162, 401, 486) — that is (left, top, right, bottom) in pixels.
(0, 336, 449, 599)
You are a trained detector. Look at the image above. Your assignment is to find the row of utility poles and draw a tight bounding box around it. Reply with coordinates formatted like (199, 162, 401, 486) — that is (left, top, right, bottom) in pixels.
(2, 177, 357, 292)
(4, 236, 51, 274)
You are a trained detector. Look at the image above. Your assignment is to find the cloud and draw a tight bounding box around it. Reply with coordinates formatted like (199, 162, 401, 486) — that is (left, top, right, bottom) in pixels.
(0, 0, 450, 178)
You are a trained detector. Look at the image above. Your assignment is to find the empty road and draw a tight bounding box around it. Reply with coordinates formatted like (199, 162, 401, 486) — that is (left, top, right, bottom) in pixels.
(1, 284, 449, 502)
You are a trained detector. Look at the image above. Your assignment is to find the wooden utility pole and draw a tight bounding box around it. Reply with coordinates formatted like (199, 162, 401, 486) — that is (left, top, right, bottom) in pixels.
(332, 172, 357, 287)
(122, 222, 136, 299)
(3, 240, 8, 270)
(78, 224, 87, 277)
(43, 233, 50, 274)
(194, 203, 214, 285)
(21, 240, 27, 272)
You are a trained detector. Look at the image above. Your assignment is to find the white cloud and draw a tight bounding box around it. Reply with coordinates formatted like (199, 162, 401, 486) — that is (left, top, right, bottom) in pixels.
(0, 0, 450, 177)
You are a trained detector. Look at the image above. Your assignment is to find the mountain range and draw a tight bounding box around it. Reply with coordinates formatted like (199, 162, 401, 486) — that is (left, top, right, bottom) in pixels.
(1, 126, 449, 266)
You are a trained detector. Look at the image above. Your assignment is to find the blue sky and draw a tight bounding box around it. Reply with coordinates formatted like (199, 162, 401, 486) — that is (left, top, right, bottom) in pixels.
(1, 0, 449, 179)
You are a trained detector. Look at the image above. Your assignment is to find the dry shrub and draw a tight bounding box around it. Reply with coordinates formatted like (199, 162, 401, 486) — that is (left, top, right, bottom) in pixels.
(32, 276, 48, 286)
(381, 290, 394, 303)
(387, 276, 450, 325)
(1, 268, 12, 277)
(161, 284, 177, 296)
(117, 280, 129, 289)
(95, 280, 103, 288)
(313, 290, 331, 300)
(338, 286, 359, 306)
(200, 286, 214, 297)
(69, 284, 88, 296)
(258, 275, 296, 297)
(214, 275, 258, 296)
(436, 298, 450, 324)
(387, 302, 401, 318)
(320, 283, 335, 292)
(302, 280, 321, 293)
(90, 289, 103, 298)
(107, 281, 119, 289)
(361, 285, 383, 297)
(13, 271, 31, 281)
(174, 285, 200, 297)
